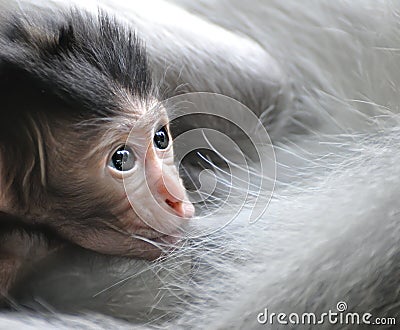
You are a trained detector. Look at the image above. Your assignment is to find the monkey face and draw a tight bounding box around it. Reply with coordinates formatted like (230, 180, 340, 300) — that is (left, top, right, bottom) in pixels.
(39, 103, 194, 260)
(105, 109, 195, 255)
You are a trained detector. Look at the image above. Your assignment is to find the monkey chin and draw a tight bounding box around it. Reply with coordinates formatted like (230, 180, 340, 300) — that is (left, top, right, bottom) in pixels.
(126, 231, 185, 261)
(134, 222, 187, 258)
(114, 207, 192, 260)
(56, 218, 187, 262)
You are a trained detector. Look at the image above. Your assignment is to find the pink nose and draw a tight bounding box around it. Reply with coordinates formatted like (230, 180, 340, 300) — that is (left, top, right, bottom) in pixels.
(145, 148, 195, 218)
(157, 175, 195, 218)
(165, 198, 195, 218)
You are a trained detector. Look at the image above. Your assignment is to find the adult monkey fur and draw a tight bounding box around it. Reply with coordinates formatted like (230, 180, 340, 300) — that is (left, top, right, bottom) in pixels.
(1, 0, 400, 329)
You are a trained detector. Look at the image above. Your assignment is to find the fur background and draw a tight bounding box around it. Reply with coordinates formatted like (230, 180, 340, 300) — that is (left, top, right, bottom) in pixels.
(1, 0, 400, 329)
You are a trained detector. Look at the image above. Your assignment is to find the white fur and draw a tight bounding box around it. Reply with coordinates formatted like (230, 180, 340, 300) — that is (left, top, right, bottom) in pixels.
(2, 0, 400, 329)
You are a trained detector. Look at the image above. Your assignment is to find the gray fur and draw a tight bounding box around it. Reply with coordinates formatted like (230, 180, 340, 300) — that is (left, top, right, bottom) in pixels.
(1, 0, 400, 329)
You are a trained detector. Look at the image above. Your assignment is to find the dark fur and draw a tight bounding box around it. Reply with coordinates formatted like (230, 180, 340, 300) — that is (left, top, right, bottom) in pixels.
(0, 10, 151, 114)
(0, 10, 153, 210)
(0, 10, 156, 294)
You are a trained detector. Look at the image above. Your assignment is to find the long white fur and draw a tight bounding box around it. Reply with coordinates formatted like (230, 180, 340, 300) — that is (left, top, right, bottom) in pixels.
(1, 0, 400, 329)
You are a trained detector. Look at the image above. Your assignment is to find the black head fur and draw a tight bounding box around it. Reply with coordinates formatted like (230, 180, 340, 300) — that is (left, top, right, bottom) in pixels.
(0, 9, 153, 212)
(0, 9, 153, 122)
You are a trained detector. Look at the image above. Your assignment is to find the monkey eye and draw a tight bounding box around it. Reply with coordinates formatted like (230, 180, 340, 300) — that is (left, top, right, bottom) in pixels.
(109, 145, 135, 172)
(154, 126, 170, 150)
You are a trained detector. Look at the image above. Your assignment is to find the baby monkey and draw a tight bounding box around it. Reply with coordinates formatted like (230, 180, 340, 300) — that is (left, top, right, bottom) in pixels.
(0, 11, 194, 295)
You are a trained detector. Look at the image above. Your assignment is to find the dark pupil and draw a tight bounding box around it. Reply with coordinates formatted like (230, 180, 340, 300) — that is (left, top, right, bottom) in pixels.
(154, 126, 169, 149)
(112, 146, 131, 171)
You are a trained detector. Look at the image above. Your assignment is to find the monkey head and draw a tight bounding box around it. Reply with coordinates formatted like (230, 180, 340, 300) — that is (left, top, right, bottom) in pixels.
(0, 11, 194, 259)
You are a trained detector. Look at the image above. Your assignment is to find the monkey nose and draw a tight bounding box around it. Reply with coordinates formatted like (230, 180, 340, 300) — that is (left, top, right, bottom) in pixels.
(157, 180, 194, 218)
(165, 198, 195, 218)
